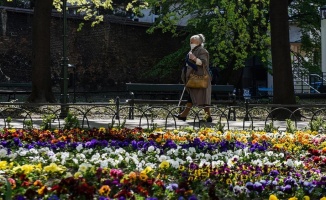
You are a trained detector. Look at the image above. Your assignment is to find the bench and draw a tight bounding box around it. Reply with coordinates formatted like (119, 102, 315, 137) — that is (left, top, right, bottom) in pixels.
(0, 82, 32, 101)
(125, 83, 236, 119)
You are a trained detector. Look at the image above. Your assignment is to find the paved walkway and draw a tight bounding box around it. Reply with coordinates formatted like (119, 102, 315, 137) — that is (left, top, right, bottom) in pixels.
(2, 118, 310, 131)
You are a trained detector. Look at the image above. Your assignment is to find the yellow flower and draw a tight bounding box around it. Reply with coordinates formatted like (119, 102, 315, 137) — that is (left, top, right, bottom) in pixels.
(99, 127, 106, 133)
(74, 171, 82, 178)
(269, 194, 278, 200)
(159, 161, 170, 169)
(320, 197, 326, 200)
(13, 164, 35, 174)
(98, 185, 111, 196)
(226, 178, 232, 184)
(303, 196, 310, 200)
(43, 163, 65, 173)
(139, 172, 148, 181)
(37, 186, 46, 195)
(141, 166, 152, 174)
(0, 161, 7, 170)
(288, 197, 298, 200)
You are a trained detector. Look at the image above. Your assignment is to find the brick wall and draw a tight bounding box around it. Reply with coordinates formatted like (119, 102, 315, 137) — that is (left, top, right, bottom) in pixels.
(0, 8, 185, 91)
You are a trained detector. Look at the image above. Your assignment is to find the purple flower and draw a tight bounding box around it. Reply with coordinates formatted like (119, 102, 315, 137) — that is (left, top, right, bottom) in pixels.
(85, 139, 99, 148)
(146, 198, 158, 200)
(269, 170, 279, 177)
(282, 184, 292, 193)
(99, 197, 109, 200)
(189, 163, 199, 170)
(163, 139, 177, 149)
(166, 183, 178, 191)
(14, 195, 27, 200)
(253, 182, 263, 193)
(188, 195, 198, 200)
(48, 195, 60, 200)
(245, 182, 254, 190)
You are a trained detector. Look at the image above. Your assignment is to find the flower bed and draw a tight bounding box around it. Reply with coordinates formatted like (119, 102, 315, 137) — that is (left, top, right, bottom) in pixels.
(1, 127, 326, 200)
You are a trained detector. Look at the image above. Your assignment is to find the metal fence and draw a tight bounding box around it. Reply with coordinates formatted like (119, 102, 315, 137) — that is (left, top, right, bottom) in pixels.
(1, 98, 326, 130)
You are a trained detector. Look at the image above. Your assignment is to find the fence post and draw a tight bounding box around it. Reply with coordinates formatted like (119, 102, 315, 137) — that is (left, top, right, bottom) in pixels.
(115, 96, 120, 120)
(129, 92, 135, 120)
(244, 99, 249, 121)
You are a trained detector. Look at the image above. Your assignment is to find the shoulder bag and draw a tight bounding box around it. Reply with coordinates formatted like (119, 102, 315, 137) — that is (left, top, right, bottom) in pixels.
(186, 68, 209, 89)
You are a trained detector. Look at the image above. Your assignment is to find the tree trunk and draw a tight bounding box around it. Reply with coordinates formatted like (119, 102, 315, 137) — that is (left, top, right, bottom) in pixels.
(27, 0, 56, 103)
(270, 0, 296, 105)
(269, 0, 300, 120)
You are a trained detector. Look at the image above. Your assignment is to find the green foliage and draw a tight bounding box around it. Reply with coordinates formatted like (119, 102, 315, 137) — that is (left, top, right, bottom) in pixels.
(286, 119, 296, 133)
(289, 0, 326, 73)
(215, 120, 225, 133)
(40, 114, 56, 130)
(264, 121, 279, 132)
(5, 117, 12, 128)
(64, 112, 80, 130)
(23, 120, 33, 130)
(108, 118, 126, 130)
(142, 0, 270, 70)
(142, 45, 188, 80)
(308, 116, 326, 132)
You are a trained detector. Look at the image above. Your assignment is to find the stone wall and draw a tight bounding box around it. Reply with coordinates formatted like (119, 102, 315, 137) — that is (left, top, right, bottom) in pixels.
(0, 8, 186, 91)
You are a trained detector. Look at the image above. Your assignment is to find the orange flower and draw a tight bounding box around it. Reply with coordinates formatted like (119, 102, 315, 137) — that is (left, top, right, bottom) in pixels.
(37, 186, 47, 195)
(128, 172, 137, 181)
(99, 185, 111, 196)
(34, 180, 43, 186)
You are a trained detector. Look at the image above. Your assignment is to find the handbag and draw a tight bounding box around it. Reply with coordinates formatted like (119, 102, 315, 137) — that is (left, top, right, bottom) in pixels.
(186, 68, 209, 89)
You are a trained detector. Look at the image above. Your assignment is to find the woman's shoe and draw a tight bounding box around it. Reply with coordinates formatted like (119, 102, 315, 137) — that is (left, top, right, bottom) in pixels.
(200, 116, 212, 123)
(173, 114, 187, 121)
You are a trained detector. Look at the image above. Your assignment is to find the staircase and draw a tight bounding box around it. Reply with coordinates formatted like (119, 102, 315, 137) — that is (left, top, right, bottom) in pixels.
(292, 67, 325, 94)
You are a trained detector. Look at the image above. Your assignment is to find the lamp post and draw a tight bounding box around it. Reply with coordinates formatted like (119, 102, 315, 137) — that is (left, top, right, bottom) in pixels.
(60, 0, 69, 118)
(321, 6, 326, 75)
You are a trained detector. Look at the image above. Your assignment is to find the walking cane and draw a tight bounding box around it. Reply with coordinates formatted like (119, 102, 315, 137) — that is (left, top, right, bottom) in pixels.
(178, 86, 186, 107)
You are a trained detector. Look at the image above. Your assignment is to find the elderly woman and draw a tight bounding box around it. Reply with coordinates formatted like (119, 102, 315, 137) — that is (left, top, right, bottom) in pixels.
(174, 34, 212, 122)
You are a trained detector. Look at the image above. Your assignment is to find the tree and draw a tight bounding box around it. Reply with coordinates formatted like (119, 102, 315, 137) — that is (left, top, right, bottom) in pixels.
(26, 0, 142, 102)
(135, 0, 270, 87)
(27, 0, 56, 103)
(269, 0, 296, 105)
(289, 0, 326, 73)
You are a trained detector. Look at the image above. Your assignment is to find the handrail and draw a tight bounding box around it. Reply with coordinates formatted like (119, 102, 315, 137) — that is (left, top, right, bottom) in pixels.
(293, 74, 320, 93)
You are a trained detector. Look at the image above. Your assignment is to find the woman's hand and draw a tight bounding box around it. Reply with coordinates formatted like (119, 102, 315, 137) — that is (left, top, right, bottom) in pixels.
(189, 52, 197, 61)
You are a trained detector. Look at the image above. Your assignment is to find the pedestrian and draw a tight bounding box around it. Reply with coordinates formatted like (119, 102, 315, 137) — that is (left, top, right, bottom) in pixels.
(174, 34, 212, 122)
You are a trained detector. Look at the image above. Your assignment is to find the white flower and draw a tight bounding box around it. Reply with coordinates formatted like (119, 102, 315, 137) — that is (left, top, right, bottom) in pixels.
(188, 147, 196, 154)
(212, 160, 224, 168)
(8, 153, 17, 160)
(78, 163, 92, 172)
(18, 149, 27, 156)
(29, 148, 39, 155)
(294, 160, 303, 167)
(205, 154, 212, 160)
(265, 151, 274, 157)
(159, 155, 167, 162)
(0, 149, 7, 158)
(76, 144, 83, 152)
(115, 148, 126, 154)
(100, 160, 108, 168)
(147, 146, 155, 152)
(251, 159, 263, 167)
(186, 156, 192, 162)
(90, 153, 101, 162)
(286, 159, 294, 167)
(72, 158, 78, 164)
